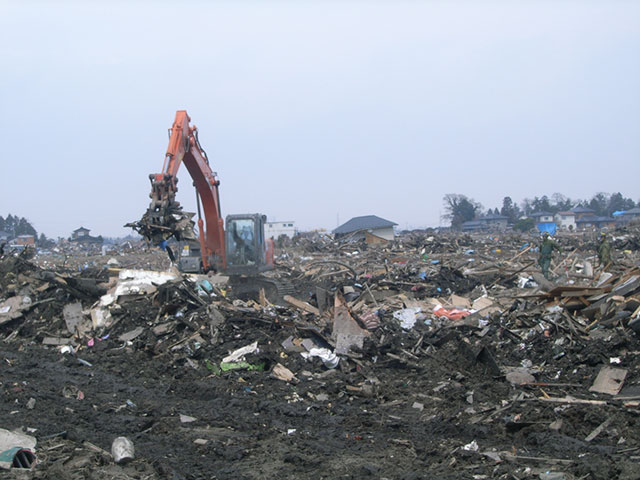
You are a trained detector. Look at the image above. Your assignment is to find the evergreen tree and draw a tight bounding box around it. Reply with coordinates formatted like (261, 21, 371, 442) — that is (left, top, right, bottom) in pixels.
(589, 193, 609, 216)
(500, 197, 519, 223)
(607, 192, 635, 215)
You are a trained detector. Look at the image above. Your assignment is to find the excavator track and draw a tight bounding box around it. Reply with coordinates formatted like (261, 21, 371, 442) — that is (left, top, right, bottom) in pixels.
(228, 276, 296, 304)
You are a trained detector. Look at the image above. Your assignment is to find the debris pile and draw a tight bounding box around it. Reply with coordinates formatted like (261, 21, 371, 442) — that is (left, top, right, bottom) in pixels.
(0, 230, 639, 478)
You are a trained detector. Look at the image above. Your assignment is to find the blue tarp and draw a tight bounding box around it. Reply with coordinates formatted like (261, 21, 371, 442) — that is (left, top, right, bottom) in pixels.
(537, 223, 557, 236)
(612, 211, 626, 216)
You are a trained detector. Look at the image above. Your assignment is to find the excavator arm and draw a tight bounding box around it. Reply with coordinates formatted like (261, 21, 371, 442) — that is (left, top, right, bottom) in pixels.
(127, 111, 226, 271)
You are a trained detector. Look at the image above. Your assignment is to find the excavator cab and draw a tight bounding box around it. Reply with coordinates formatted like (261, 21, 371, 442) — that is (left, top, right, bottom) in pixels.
(225, 213, 274, 276)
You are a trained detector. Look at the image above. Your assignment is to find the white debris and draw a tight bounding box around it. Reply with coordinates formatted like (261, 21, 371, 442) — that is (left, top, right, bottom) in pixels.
(393, 308, 421, 330)
(463, 440, 479, 452)
(222, 341, 258, 363)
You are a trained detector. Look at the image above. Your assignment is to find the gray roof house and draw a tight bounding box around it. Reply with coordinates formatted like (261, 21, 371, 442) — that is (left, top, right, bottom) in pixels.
(70, 227, 103, 245)
(461, 214, 509, 232)
(461, 220, 485, 232)
(617, 207, 640, 223)
(570, 206, 596, 220)
(334, 215, 397, 242)
(575, 215, 616, 231)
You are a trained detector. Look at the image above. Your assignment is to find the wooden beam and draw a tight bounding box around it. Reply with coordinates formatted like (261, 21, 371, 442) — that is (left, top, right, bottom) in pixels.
(284, 295, 320, 315)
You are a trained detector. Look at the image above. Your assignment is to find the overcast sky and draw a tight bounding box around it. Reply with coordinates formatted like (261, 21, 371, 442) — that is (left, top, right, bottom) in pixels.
(1, 0, 639, 238)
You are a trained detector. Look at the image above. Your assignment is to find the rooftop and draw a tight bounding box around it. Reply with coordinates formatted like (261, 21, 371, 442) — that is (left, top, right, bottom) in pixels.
(461, 220, 484, 227)
(334, 215, 397, 235)
(570, 206, 595, 214)
(529, 211, 554, 217)
(576, 215, 613, 223)
(621, 207, 640, 215)
(481, 214, 508, 220)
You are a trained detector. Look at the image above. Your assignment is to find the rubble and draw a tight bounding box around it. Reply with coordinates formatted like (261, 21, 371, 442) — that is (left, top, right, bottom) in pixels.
(0, 228, 639, 478)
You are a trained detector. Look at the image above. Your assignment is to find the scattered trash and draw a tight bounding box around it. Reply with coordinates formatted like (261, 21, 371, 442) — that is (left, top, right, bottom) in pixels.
(589, 366, 628, 395)
(0, 429, 36, 470)
(222, 341, 259, 363)
(301, 347, 339, 369)
(505, 369, 536, 385)
(462, 440, 479, 452)
(271, 363, 296, 382)
(111, 436, 135, 464)
(433, 305, 471, 321)
(118, 327, 145, 342)
(393, 308, 421, 330)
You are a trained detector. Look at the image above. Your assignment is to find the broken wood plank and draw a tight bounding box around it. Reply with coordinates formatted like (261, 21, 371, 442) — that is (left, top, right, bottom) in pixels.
(589, 367, 628, 395)
(585, 417, 613, 442)
(508, 244, 532, 262)
(284, 295, 320, 315)
(560, 289, 606, 297)
(42, 337, 75, 346)
(332, 292, 368, 355)
(502, 453, 574, 465)
(535, 395, 608, 405)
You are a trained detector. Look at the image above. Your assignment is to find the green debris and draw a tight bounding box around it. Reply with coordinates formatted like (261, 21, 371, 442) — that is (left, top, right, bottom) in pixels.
(219, 361, 266, 372)
(205, 359, 221, 375)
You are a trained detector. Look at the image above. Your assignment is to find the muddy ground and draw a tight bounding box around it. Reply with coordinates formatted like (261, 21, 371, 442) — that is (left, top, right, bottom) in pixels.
(2, 240, 640, 479)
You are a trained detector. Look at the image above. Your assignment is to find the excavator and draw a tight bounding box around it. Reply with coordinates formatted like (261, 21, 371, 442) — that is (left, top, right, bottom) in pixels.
(126, 110, 275, 279)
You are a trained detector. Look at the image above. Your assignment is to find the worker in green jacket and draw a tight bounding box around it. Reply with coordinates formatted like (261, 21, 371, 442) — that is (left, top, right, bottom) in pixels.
(597, 232, 612, 267)
(539, 232, 561, 279)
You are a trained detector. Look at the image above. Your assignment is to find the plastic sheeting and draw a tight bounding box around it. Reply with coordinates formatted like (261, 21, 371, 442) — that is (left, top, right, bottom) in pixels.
(537, 222, 557, 236)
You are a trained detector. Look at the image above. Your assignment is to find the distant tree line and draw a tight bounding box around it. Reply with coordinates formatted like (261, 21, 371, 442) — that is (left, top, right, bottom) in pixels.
(0, 214, 37, 237)
(443, 192, 638, 229)
(0, 214, 54, 247)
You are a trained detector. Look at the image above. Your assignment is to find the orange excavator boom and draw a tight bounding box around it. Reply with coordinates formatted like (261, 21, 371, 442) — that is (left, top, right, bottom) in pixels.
(128, 111, 226, 271)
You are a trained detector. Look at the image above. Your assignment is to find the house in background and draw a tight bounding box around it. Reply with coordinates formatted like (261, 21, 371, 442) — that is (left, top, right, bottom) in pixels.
(14, 235, 35, 246)
(617, 207, 640, 224)
(461, 220, 485, 232)
(71, 227, 91, 240)
(334, 215, 397, 242)
(529, 211, 554, 223)
(0, 231, 9, 242)
(570, 206, 596, 220)
(461, 214, 509, 232)
(576, 216, 616, 231)
(529, 211, 556, 235)
(70, 227, 103, 245)
(479, 213, 509, 230)
(265, 221, 297, 239)
(554, 211, 576, 231)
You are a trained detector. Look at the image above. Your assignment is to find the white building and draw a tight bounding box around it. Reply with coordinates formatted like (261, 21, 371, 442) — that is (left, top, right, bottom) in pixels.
(529, 211, 555, 223)
(554, 211, 576, 231)
(265, 221, 296, 239)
